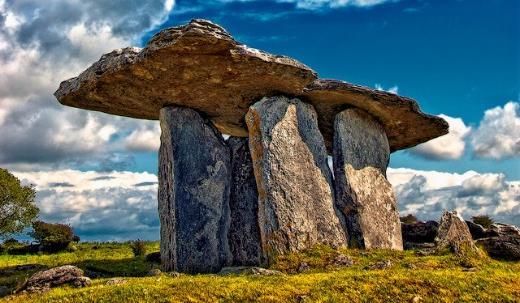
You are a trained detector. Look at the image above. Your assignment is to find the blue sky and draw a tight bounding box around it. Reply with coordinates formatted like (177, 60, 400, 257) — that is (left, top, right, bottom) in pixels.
(0, 0, 518, 241)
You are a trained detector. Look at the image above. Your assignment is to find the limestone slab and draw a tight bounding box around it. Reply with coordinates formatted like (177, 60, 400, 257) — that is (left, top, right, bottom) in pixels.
(54, 19, 448, 152)
(246, 96, 348, 262)
(158, 106, 231, 273)
(333, 108, 402, 250)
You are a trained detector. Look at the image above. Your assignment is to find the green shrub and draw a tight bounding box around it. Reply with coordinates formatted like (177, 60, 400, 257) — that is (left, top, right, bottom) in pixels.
(472, 215, 494, 228)
(130, 240, 147, 257)
(400, 214, 418, 224)
(29, 221, 75, 252)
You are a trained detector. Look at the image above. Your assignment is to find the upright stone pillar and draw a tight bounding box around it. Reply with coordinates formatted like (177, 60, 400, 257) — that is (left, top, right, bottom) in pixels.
(158, 106, 231, 273)
(246, 96, 347, 263)
(333, 108, 403, 250)
(227, 136, 262, 266)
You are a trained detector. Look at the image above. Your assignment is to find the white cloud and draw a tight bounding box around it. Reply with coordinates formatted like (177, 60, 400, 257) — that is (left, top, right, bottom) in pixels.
(124, 122, 161, 152)
(472, 101, 520, 159)
(388, 168, 520, 226)
(13, 169, 159, 241)
(279, 0, 397, 9)
(409, 114, 471, 160)
(0, 0, 174, 170)
(375, 83, 399, 94)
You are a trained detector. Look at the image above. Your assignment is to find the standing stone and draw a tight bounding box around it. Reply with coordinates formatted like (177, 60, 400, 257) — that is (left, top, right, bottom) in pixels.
(435, 211, 480, 256)
(227, 136, 262, 266)
(158, 106, 231, 273)
(333, 108, 403, 250)
(246, 96, 347, 263)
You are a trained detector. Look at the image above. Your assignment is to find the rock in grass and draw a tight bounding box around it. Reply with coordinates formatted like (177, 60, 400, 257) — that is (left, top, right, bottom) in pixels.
(218, 266, 283, 276)
(435, 211, 480, 257)
(332, 254, 354, 267)
(476, 235, 520, 261)
(147, 269, 162, 276)
(227, 136, 262, 266)
(106, 278, 127, 286)
(365, 260, 393, 270)
(246, 96, 347, 261)
(24, 265, 90, 292)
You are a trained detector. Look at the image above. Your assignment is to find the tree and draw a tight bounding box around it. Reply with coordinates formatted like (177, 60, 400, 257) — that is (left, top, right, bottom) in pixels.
(0, 168, 39, 239)
(472, 215, 494, 228)
(30, 221, 75, 251)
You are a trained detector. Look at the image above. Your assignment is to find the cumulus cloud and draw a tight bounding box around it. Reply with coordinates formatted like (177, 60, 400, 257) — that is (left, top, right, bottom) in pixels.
(13, 169, 159, 241)
(124, 122, 161, 152)
(388, 168, 520, 226)
(409, 114, 471, 160)
(471, 101, 520, 159)
(0, 0, 173, 170)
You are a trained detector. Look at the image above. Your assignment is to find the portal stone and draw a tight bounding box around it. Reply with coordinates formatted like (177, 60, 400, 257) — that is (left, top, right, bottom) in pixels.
(333, 108, 403, 250)
(246, 96, 348, 263)
(227, 136, 262, 266)
(158, 106, 231, 273)
(435, 211, 480, 256)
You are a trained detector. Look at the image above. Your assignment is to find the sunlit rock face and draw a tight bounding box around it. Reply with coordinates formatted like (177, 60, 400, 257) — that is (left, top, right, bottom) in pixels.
(158, 106, 231, 273)
(333, 108, 403, 250)
(246, 96, 348, 263)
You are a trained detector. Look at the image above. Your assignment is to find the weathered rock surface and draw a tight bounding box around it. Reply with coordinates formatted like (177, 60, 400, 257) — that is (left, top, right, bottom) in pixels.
(24, 265, 91, 292)
(302, 79, 449, 151)
(465, 221, 488, 240)
(246, 96, 347, 262)
(435, 211, 480, 256)
(476, 235, 520, 261)
(55, 19, 448, 152)
(158, 107, 231, 273)
(402, 221, 439, 244)
(55, 19, 316, 138)
(487, 223, 520, 238)
(333, 108, 402, 250)
(227, 136, 262, 266)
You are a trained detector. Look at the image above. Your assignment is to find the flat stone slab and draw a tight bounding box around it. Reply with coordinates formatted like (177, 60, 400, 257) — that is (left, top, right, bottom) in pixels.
(302, 80, 448, 152)
(55, 19, 448, 152)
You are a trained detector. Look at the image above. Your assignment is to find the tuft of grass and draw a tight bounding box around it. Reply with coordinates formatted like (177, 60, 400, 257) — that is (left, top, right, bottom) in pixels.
(0, 242, 518, 303)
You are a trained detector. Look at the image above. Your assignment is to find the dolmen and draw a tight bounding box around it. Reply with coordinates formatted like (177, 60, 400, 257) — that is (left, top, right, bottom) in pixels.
(54, 19, 448, 273)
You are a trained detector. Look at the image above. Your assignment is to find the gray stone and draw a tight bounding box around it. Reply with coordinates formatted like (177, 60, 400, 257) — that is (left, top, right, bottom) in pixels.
(246, 96, 348, 262)
(106, 278, 127, 286)
(465, 221, 487, 240)
(333, 108, 403, 250)
(402, 221, 439, 244)
(158, 106, 231, 273)
(435, 211, 480, 256)
(476, 235, 520, 261)
(365, 260, 393, 270)
(332, 254, 354, 267)
(24, 265, 89, 292)
(218, 266, 283, 276)
(227, 136, 262, 266)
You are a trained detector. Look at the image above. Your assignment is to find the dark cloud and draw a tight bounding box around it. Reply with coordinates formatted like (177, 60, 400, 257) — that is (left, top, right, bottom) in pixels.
(134, 181, 157, 187)
(47, 182, 74, 188)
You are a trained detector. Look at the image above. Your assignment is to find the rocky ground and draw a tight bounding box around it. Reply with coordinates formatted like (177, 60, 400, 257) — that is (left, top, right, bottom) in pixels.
(0, 242, 519, 303)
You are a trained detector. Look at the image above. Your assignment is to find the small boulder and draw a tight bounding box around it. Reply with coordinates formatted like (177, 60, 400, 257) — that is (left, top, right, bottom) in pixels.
(402, 221, 439, 244)
(24, 265, 90, 292)
(297, 262, 310, 272)
(365, 260, 392, 270)
(332, 254, 354, 267)
(218, 266, 283, 276)
(465, 221, 487, 240)
(106, 278, 127, 286)
(476, 235, 520, 261)
(487, 223, 520, 238)
(435, 211, 480, 257)
(147, 269, 162, 276)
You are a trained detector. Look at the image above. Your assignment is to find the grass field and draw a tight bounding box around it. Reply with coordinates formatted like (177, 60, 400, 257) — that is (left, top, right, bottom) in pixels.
(0, 242, 519, 302)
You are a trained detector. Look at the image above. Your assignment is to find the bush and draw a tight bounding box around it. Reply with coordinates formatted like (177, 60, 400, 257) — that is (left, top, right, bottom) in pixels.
(472, 215, 494, 228)
(146, 251, 161, 263)
(30, 221, 75, 252)
(400, 214, 418, 224)
(130, 240, 147, 257)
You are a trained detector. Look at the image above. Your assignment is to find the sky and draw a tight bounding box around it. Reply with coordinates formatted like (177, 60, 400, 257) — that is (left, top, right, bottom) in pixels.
(0, 0, 518, 241)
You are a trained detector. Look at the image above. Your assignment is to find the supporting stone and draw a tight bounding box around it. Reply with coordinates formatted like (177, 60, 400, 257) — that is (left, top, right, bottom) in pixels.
(246, 96, 348, 263)
(333, 108, 403, 250)
(158, 106, 231, 273)
(227, 136, 262, 266)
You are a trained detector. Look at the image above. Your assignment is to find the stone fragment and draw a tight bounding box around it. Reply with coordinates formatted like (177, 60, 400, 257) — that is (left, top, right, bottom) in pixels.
(106, 278, 127, 286)
(476, 235, 520, 261)
(158, 107, 231, 273)
(147, 269, 162, 277)
(435, 211, 480, 256)
(218, 266, 283, 276)
(24, 265, 89, 292)
(333, 108, 402, 250)
(332, 254, 354, 267)
(365, 260, 393, 270)
(246, 96, 347, 262)
(465, 221, 487, 240)
(227, 136, 262, 266)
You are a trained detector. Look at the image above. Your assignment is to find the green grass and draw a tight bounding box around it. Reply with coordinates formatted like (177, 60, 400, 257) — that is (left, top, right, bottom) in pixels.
(1, 242, 519, 303)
